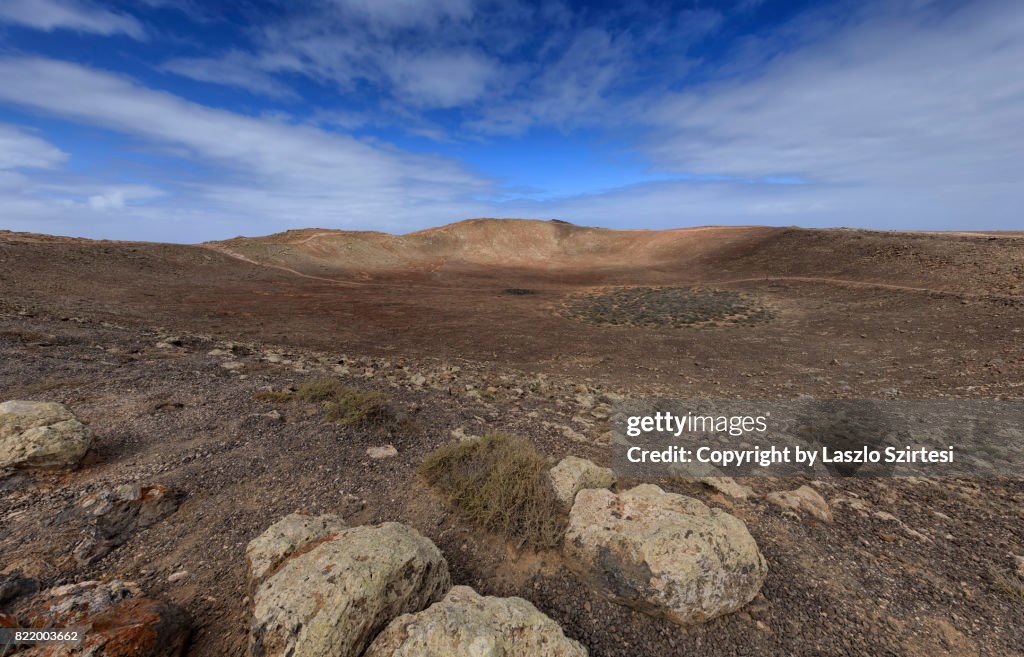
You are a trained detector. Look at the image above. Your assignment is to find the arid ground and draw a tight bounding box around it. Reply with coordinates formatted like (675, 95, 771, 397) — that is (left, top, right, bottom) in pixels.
(1, 219, 1022, 656)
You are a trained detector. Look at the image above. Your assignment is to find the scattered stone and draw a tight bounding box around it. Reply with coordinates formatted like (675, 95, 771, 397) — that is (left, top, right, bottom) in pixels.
(548, 456, 616, 508)
(246, 513, 347, 583)
(766, 485, 833, 523)
(0, 400, 92, 470)
(250, 522, 450, 657)
(208, 348, 230, 356)
(698, 476, 754, 500)
(21, 579, 190, 657)
(365, 585, 587, 657)
(221, 361, 244, 371)
(263, 410, 283, 422)
(450, 427, 479, 442)
(167, 570, 189, 583)
(1014, 554, 1024, 577)
(366, 445, 398, 459)
(564, 484, 766, 625)
(73, 484, 180, 565)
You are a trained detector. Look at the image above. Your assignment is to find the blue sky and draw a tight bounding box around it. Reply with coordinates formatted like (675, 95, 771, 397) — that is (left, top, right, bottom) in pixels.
(0, 0, 1021, 242)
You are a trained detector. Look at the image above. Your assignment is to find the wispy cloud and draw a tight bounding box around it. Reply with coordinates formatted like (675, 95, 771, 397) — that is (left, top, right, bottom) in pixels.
(0, 124, 68, 170)
(0, 57, 493, 240)
(0, 0, 145, 39)
(162, 51, 299, 100)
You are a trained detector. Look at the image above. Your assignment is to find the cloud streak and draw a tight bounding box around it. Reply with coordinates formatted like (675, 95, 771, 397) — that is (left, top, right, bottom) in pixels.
(0, 0, 145, 39)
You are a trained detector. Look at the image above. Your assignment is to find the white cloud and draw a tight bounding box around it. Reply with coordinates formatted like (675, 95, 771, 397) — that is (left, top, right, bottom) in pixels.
(643, 1, 1024, 189)
(386, 51, 498, 108)
(330, 0, 473, 30)
(0, 125, 67, 170)
(162, 51, 299, 100)
(0, 57, 492, 240)
(0, 0, 145, 39)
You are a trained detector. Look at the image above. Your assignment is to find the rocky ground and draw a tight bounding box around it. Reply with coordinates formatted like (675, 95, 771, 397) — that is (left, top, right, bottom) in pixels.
(1, 309, 1022, 656)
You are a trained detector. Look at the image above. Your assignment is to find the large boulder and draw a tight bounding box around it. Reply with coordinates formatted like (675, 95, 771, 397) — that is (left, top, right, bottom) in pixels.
(365, 585, 587, 657)
(563, 484, 766, 625)
(246, 513, 347, 583)
(18, 579, 190, 656)
(0, 401, 92, 469)
(548, 456, 616, 509)
(250, 522, 450, 657)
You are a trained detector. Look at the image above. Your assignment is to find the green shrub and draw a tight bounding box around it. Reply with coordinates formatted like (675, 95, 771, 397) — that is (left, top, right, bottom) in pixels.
(418, 434, 566, 550)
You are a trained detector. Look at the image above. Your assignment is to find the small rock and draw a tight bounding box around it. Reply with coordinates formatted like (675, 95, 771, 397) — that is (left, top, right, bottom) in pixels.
(698, 476, 754, 500)
(167, 570, 189, 583)
(221, 361, 244, 371)
(366, 445, 398, 459)
(548, 456, 616, 508)
(1014, 554, 1024, 577)
(766, 485, 833, 523)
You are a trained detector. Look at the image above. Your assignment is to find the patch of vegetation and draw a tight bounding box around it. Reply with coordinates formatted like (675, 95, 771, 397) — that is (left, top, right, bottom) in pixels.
(257, 378, 396, 429)
(992, 569, 1024, 605)
(323, 388, 392, 427)
(0, 329, 52, 343)
(295, 378, 346, 403)
(503, 288, 537, 296)
(560, 286, 773, 328)
(252, 390, 295, 403)
(419, 434, 566, 550)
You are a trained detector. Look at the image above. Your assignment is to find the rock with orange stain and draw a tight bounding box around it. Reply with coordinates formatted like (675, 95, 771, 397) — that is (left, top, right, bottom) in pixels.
(16, 580, 189, 657)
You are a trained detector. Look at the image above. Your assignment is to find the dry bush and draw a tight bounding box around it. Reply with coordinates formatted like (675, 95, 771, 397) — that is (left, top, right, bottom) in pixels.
(323, 388, 392, 427)
(294, 378, 346, 403)
(254, 378, 396, 429)
(992, 569, 1024, 605)
(418, 434, 566, 550)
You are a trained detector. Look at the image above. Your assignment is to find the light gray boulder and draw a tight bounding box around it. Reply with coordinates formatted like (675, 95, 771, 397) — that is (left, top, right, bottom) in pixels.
(563, 484, 766, 625)
(548, 456, 616, 509)
(364, 585, 587, 657)
(0, 400, 92, 469)
(249, 522, 450, 657)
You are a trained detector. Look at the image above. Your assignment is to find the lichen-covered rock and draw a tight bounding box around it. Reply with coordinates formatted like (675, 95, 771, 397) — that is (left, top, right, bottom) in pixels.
(563, 484, 766, 625)
(250, 522, 450, 657)
(246, 513, 347, 583)
(698, 476, 754, 500)
(73, 484, 180, 565)
(0, 401, 92, 469)
(766, 485, 833, 523)
(19, 579, 190, 656)
(548, 457, 616, 508)
(365, 585, 587, 657)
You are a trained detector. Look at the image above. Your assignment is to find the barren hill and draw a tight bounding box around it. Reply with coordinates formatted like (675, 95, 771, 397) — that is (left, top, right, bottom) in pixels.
(209, 219, 1024, 294)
